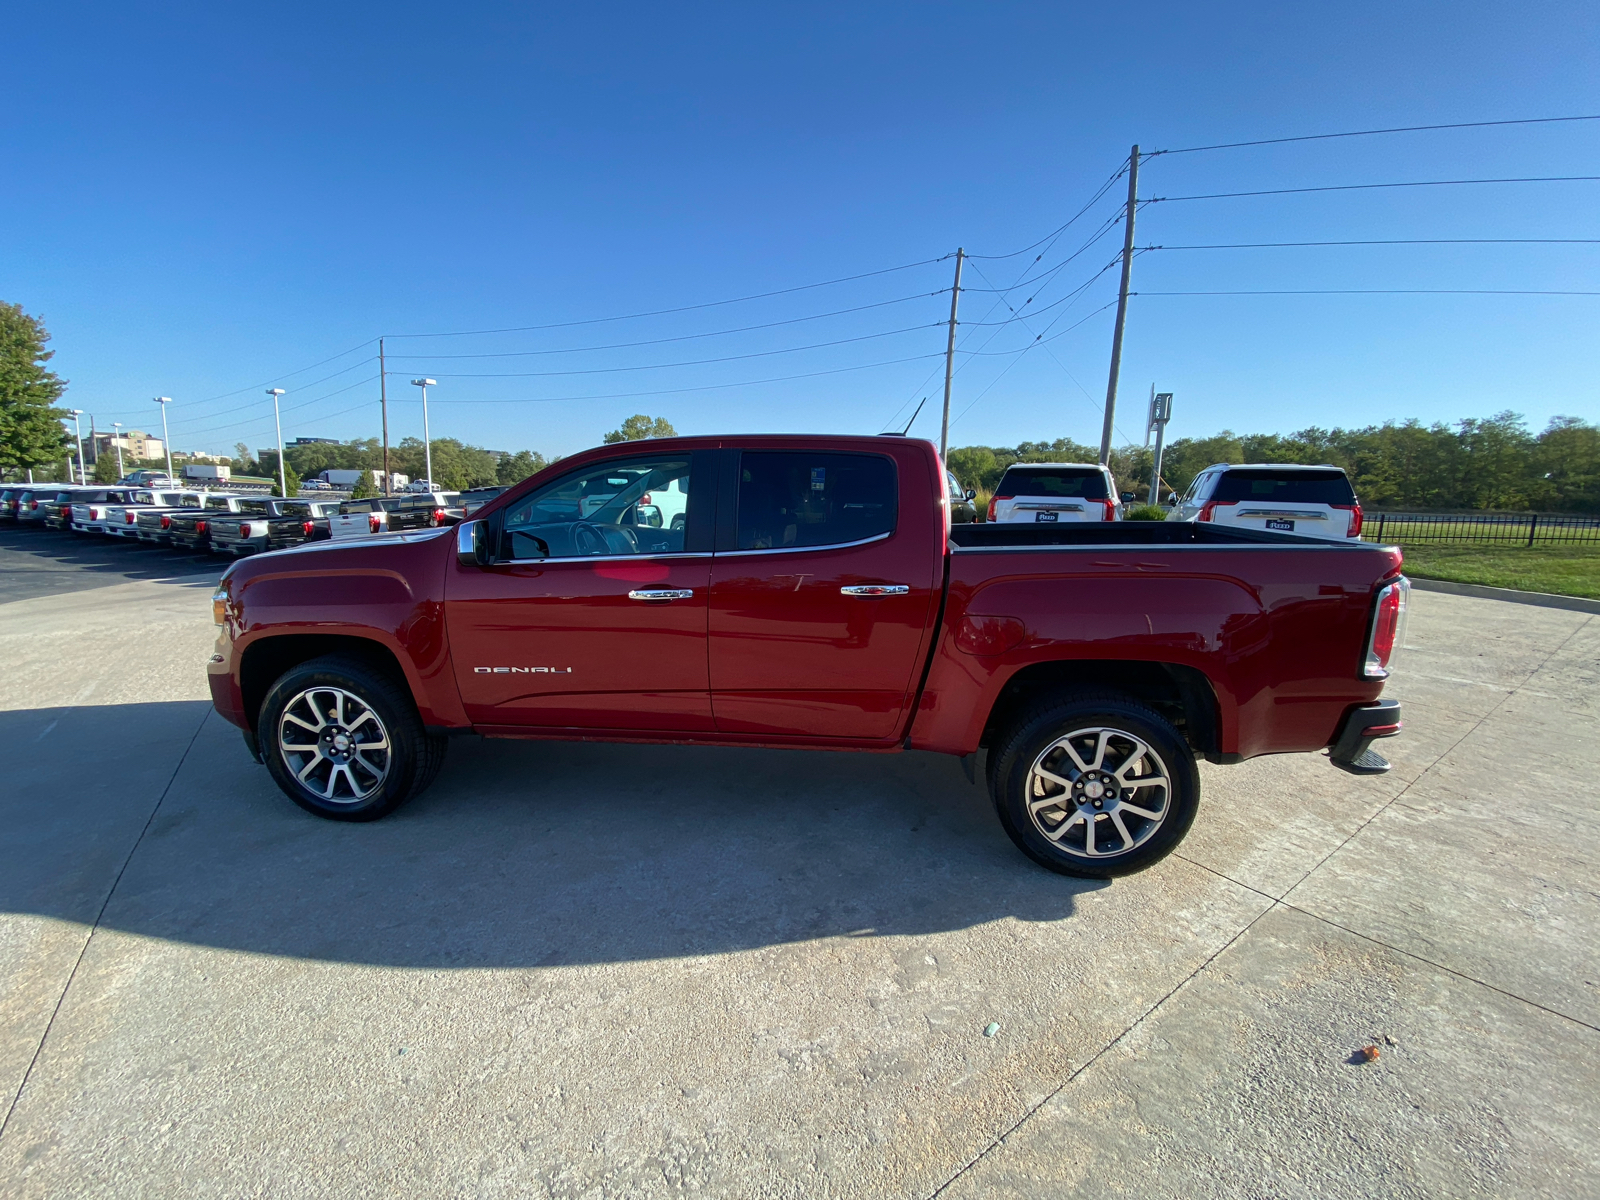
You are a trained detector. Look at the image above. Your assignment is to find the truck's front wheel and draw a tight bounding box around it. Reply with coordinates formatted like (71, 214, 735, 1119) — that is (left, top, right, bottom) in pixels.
(259, 655, 446, 821)
(989, 693, 1198, 878)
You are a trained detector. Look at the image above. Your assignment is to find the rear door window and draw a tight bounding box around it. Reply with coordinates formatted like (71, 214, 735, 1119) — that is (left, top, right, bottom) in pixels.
(996, 467, 1109, 500)
(736, 452, 897, 550)
(1213, 470, 1355, 505)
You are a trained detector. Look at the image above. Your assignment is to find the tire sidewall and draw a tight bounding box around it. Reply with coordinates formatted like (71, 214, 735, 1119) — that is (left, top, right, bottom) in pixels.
(259, 659, 422, 822)
(992, 697, 1199, 878)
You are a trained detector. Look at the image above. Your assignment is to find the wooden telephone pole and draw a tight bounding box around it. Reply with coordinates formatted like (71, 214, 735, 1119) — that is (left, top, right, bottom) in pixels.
(939, 248, 964, 462)
(1099, 146, 1140, 465)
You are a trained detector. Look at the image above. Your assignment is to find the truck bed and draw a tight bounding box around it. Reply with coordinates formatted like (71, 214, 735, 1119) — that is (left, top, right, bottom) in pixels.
(948, 521, 1383, 549)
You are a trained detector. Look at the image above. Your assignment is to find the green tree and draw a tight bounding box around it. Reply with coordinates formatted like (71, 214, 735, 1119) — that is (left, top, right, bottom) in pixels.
(497, 449, 547, 485)
(348, 471, 376, 500)
(603, 414, 676, 443)
(92, 453, 121, 483)
(0, 302, 71, 474)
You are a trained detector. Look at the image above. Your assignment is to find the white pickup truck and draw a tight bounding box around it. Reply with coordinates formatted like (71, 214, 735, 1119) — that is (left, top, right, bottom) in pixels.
(104, 490, 205, 538)
(328, 492, 463, 540)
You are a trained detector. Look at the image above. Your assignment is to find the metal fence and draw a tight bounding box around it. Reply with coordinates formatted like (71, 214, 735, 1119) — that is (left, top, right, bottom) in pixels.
(1364, 511, 1600, 546)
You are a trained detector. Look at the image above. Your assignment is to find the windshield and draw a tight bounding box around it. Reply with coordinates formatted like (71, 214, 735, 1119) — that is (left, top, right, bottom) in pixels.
(997, 467, 1109, 500)
(1212, 470, 1355, 505)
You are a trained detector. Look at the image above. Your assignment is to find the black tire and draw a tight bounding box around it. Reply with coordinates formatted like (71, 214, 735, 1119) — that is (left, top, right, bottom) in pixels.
(988, 692, 1199, 878)
(258, 655, 447, 822)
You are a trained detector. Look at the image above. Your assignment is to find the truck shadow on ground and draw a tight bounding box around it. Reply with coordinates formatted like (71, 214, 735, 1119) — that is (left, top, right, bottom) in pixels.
(1, 703, 1099, 969)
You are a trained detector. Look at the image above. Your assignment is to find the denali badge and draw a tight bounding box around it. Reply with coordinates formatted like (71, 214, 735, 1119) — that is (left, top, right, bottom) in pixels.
(474, 666, 574, 674)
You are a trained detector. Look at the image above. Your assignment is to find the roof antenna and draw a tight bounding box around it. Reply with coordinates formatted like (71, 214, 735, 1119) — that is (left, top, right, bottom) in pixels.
(887, 396, 929, 437)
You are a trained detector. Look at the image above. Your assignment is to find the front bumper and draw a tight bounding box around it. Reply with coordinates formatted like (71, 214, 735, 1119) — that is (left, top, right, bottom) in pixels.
(1329, 699, 1402, 775)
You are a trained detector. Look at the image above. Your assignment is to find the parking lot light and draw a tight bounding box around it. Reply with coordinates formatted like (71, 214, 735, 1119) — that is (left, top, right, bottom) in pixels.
(111, 421, 126, 481)
(67, 409, 87, 484)
(154, 397, 175, 485)
(266, 389, 288, 497)
(410, 379, 437, 491)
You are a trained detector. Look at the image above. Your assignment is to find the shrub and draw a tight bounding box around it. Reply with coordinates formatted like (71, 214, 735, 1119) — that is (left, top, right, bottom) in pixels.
(1123, 504, 1168, 521)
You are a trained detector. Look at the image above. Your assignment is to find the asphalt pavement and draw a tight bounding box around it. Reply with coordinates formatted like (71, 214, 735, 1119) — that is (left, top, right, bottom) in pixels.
(0, 524, 221, 603)
(0, 531, 1594, 1198)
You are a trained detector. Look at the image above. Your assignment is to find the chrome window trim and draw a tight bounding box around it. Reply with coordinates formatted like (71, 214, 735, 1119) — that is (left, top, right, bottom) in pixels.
(503, 551, 713, 566)
(718, 532, 892, 558)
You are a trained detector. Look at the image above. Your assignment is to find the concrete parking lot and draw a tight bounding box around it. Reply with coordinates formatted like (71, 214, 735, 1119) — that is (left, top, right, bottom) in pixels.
(0, 532, 1595, 1198)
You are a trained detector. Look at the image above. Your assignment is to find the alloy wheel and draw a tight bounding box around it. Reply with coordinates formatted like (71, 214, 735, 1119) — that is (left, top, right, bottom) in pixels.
(277, 686, 392, 804)
(1024, 726, 1171, 859)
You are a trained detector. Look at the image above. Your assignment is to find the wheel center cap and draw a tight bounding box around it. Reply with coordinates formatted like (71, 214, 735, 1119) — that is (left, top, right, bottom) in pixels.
(1084, 779, 1106, 800)
(333, 732, 351, 752)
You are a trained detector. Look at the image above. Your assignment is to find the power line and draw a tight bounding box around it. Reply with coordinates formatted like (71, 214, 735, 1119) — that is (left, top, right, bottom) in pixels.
(1149, 114, 1600, 157)
(965, 160, 1130, 260)
(189, 339, 376, 404)
(1142, 239, 1600, 250)
(383, 255, 955, 339)
(418, 352, 961, 404)
(415, 323, 943, 379)
(1143, 176, 1600, 203)
(379, 291, 944, 360)
(1135, 288, 1600, 296)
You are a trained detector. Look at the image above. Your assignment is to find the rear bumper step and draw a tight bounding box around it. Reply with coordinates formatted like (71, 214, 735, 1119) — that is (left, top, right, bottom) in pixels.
(1329, 699, 1402, 775)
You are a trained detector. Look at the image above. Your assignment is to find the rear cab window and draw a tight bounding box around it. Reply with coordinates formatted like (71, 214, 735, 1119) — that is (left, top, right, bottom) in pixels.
(735, 452, 897, 550)
(996, 466, 1109, 500)
(1213, 469, 1355, 505)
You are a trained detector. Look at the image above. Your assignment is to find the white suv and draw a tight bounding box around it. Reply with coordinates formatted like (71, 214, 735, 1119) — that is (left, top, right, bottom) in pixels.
(1168, 464, 1363, 540)
(986, 463, 1121, 524)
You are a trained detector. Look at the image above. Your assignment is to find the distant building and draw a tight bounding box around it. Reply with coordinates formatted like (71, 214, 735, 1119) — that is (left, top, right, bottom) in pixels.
(89, 429, 164, 463)
(291, 437, 340, 446)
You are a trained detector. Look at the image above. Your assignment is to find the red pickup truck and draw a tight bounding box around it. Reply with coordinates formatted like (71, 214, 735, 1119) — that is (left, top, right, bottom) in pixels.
(207, 435, 1408, 878)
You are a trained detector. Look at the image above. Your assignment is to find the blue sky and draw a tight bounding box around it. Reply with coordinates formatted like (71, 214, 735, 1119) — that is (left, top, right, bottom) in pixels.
(4, 2, 1597, 460)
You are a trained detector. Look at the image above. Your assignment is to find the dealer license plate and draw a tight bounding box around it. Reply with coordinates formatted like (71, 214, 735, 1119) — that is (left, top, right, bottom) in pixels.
(1035, 511, 1059, 523)
(1266, 519, 1295, 532)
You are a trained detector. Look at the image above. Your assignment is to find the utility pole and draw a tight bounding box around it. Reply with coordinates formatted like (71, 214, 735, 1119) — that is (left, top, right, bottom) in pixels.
(266, 389, 288, 497)
(939, 248, 965, 462)
(112, 422, 126, 480)
(1099, 145, 1140, 465)
(1147, 390, 1173, 504)
(379, 338, 391, 495)
(154, 397, 175, 483)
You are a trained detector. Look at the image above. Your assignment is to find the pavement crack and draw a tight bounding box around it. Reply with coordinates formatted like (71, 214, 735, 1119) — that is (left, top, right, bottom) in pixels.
(0, 707, 211, 1146)
(925, 896, 1279, 1199)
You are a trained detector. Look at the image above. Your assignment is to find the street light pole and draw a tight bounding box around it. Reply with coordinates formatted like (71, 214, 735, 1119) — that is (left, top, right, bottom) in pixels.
(266, 389, 288, 497)
(154, 397, 175, 483)
(112, 422, 126, 481)
(411, 379, 437, 489)
(67, 410, 87, 484)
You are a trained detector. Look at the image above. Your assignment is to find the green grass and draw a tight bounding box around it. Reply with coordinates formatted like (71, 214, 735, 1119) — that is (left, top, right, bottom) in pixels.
(1395, 543, 1600, 600)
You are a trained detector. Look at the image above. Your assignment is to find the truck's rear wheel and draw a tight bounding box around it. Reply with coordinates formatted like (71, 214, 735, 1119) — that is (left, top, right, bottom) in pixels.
(989, 693, 1198, 878)
(259, 655, 446, 821)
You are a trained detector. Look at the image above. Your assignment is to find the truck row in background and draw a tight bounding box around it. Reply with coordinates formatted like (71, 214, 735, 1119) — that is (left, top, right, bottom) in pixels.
(0, 483, 510, 556)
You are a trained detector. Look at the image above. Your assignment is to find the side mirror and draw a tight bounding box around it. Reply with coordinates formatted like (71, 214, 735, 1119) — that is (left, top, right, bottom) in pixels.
(456, 519, 492, 567)
(1167, 492, 1179, 505)
(1120, 491, 1135, 503)
(965, 489, 977, 502)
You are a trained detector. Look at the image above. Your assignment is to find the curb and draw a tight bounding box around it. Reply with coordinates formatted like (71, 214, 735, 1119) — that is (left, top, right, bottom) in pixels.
(1408, 576, 1600, 616)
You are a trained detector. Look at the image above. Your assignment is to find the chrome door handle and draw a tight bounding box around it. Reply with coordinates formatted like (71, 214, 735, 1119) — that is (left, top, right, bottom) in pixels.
(628, 588, 695, 601)
(840, 584, 910, 597)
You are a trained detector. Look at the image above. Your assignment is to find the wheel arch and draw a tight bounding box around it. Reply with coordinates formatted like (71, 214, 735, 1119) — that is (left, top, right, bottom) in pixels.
(239, 633, 413, 733)
(978, 659, 1226, 762)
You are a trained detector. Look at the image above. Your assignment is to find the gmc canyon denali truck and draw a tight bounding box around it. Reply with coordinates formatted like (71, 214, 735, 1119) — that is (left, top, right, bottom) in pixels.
(207, 435, 1408, 878)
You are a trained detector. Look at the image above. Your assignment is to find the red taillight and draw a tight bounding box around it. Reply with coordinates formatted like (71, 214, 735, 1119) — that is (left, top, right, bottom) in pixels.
(196, 520, 208, 534)
(29, 501, 39, 511)
(1334, 503, 1364, 538)
(161, 515, 172, 529)
(431, 508, 446, 526)
(1197, 500, 1236, 522)
(302, 520, 314, 536)
(1364, 577, 1410, 679)
(1100, 499, 1118, 521)
(369, 514, 381, 533)
(125, 512, 137, 523)
(987, 494, 1011, 522)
